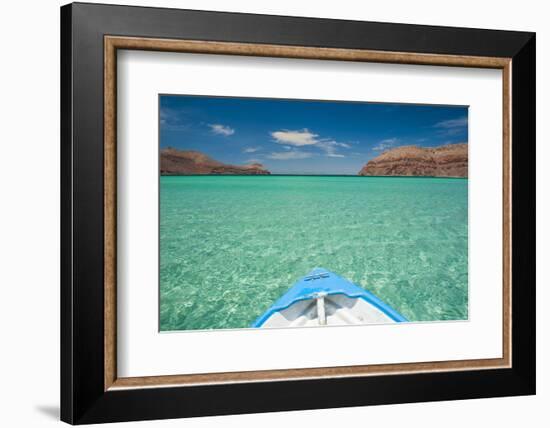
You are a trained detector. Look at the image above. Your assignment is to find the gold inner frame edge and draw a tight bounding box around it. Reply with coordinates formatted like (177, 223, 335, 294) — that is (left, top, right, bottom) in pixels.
(104, 36, 512, 391)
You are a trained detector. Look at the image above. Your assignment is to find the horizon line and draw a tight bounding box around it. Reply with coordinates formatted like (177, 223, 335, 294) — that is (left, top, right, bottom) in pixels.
(160, 174, 468, 178)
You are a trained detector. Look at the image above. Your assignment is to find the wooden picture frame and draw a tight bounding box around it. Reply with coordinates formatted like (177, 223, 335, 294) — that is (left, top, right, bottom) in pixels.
(61, 2, 535, 424)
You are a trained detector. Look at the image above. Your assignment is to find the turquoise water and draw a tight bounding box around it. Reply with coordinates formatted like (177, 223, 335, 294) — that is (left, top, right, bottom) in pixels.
(160, 176, 468, 331)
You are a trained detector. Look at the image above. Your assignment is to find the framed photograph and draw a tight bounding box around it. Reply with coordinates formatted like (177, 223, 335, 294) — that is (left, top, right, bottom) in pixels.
(61, 2, 535, 424)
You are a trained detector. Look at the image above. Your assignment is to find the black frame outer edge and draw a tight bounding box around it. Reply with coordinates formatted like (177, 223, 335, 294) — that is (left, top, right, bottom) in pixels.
(60, 4, 74, 425)
(60, 2, 536, 424)
(510, 35, 536, 391)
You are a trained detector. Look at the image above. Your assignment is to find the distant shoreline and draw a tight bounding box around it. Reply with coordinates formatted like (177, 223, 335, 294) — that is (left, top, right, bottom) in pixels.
(160, 174, 468, 179)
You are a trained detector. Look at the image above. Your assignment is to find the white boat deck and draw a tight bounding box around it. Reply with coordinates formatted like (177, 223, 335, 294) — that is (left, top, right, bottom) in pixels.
(260, 293, 396, 328)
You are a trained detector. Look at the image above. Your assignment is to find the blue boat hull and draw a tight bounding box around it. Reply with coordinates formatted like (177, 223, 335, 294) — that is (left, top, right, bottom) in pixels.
(252, 268, 407, 328)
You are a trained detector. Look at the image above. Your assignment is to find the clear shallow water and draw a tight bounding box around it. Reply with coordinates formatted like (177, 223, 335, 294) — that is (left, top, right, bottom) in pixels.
(160, 176, 468, 331)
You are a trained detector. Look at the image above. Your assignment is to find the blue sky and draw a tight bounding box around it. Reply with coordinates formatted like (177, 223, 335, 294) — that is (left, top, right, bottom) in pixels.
(160, 95, 468, 175)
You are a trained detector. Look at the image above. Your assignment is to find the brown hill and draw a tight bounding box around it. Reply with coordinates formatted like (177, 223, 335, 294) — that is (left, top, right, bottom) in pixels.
(358, 143, 468, 177)
(160, 148, 270, 175)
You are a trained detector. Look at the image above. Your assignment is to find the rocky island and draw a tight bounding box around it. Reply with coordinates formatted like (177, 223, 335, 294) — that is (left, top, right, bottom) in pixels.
(358, 143, 468, 178)
(160, 148, 271, 175)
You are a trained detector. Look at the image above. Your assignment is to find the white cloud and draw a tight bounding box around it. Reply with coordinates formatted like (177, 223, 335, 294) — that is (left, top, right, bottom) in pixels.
(270, 128, 351, 157)
(372, 138, 399, 152)
(243, 146, 260, 153)
(266, 151, 312, 160)
(433, 117, 468, 129)
(208, 123, 235, 136)
(271, 129, 319, 146)
(433, 117, 468, 137)
(159, 108, 190, 131)
(316, 140, 350, 157)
